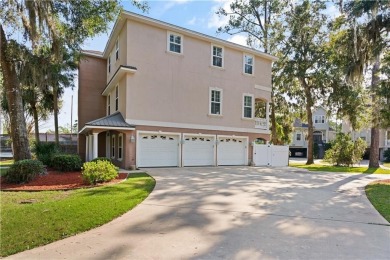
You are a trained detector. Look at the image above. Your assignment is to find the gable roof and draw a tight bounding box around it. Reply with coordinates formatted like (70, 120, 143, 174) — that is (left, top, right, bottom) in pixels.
(85, 112, 134, 128)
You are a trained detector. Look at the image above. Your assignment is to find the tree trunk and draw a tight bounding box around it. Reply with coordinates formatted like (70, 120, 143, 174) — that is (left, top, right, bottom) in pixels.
(369, 54, 381, 168)
(53, 85, 59, 145)
(0, 25, 31, 161)
(270, 91, 278, 144)
(302, 80, 314, 165)
(31, 103, 40, 143)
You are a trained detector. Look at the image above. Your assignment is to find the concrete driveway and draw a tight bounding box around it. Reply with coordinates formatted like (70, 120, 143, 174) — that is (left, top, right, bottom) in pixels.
(8, 167, 390, 260)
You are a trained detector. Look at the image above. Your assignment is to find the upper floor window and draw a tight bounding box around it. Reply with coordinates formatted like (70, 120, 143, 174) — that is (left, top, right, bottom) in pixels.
(314, 115, 325, 124)
(243, 94, 253, 118)
(210, 88, 222, 115)
(107, 95, 111, 115)
(108, 53, 111, 73)
(296, 133, 301, 141)
(168, 32, 182, 54)
(212, 45, 223, 67)
(243, 54, 254, 75)
(115, 39, 119, 60)
(115, 86, 119, 111)
(118, 134, 123, 161)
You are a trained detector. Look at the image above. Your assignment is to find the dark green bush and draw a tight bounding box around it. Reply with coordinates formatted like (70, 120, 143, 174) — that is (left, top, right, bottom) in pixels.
(52, 154, 82, 172)
(324, 133, 366, 166)
(33, 142, 59, 166)
(82, 161, 118, 185)
(5, 159, 45, 184)
(91, 157, 112, 163)
(384, 149, 390, 163)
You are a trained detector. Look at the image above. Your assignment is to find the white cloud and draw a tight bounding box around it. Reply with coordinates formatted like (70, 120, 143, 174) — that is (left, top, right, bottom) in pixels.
(187, 16, 197, 25)
(207, 0, 233, 29)
(163, 0, 191, 12)
(227, 34, 248, 47)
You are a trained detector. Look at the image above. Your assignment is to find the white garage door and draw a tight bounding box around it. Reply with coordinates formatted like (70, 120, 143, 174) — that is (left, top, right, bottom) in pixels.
(217, 136, 247, 166)
(137, 133, 180, 167)
(182, 135, 215, 166)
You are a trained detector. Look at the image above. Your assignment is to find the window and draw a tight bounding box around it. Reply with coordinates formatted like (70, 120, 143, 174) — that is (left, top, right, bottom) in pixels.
(243, 95, 253, 118)
(118, 134, 123, 161)
(107, 95, 111, 115)
(111, 135, 115, 158)
(314, 115, 325, 124)
(108, 53, 111, 73)
(212, 45, 223, 67)
(168, 32, 182, 54)
(243, 54, 254, 75)
(297, 133, 301, 141)
(210, 89, 222, 115)
(115, 39, 119, 60)
(115, 86, 119, 111)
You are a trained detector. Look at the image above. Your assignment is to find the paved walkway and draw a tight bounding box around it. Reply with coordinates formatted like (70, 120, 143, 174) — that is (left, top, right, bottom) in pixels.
(7, 167, 390, 260)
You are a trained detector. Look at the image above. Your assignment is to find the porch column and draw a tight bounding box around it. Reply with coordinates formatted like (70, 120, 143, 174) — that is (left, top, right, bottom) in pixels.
(266, 102, 270, 129)
(89, 135, 93, 161)
(93, 132, 99, 159)
(85, 134, 89, 161)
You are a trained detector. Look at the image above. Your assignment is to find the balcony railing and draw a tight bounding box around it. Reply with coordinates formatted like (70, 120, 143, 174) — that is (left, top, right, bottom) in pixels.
(255, 118, 268, 130)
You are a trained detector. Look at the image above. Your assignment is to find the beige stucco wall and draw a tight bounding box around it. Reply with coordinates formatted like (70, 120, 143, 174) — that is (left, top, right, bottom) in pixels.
(106, 76, 127, 116)
(123, 20, 272, 131)
(106, 23, 128, 84)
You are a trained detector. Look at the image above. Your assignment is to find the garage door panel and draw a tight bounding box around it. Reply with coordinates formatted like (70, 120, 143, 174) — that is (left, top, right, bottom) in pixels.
(183, 135, 215, 166)
(217, 137, 247, 166)
(138, 134, 179, 167)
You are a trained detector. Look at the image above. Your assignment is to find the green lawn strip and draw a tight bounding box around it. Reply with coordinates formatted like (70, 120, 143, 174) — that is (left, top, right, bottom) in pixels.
(0, 159, 14, 166)
(289, 163, 390, 174)
(365, 182, 390, 223)
(0, 172, 155, 257)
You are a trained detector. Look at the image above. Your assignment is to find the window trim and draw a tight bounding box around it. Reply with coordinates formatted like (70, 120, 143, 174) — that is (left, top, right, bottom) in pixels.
(242, 93, 254, 119)
(107, 94, 111, 115)
(115, 38, 119, 61)
(167, 31, 183, 54)
(118, 133, 123, 161)
(211, 44, 224, 68)
(296, 133, 302, 141)
(314, 115, 325, 124)
(209, 87, 223, 116)
(111, 135, 116, 159)
(115, 85, 119, 111)
(243, 53, 254, 75)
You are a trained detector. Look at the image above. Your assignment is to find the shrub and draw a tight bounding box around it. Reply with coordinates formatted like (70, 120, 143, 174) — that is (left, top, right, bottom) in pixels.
(5, 159, 45, 184)
(91, 157, 112, 163)
(82, 161, 118, 185)
(33, 142, 59, 167)
(52, 154, 82, 172)
(384, 149, 390, 163)
(324, 133, 366, 167)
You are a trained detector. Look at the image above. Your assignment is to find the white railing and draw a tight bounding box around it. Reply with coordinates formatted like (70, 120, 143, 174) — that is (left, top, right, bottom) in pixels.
(255, 118, 268, 130)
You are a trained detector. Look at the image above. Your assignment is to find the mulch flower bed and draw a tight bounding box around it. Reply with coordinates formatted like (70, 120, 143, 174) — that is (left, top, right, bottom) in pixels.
(0, 171, 128, 191)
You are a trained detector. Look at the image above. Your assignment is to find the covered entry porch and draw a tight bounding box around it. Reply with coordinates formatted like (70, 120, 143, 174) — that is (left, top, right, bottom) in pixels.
(79, 112, 136, 169)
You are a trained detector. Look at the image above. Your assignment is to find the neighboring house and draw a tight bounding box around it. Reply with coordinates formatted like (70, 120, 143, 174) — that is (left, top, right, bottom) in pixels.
(290, 107, 336, 158)
(78, 11, 277, 169)
(342, 122, 390, 161)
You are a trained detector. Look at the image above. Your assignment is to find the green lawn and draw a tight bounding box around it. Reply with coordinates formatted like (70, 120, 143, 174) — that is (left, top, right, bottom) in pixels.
(290, 163, 390, 174)
(366, 182, 390, 223)
(0, 172, 155, 257)
(0, 159, 14, 166)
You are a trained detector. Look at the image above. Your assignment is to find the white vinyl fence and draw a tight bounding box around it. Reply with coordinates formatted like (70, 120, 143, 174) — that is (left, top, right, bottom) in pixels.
(253, 144, 289, 167)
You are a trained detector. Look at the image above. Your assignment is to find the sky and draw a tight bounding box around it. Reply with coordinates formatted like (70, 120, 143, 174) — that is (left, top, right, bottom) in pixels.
(41, 0, 246, 132)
